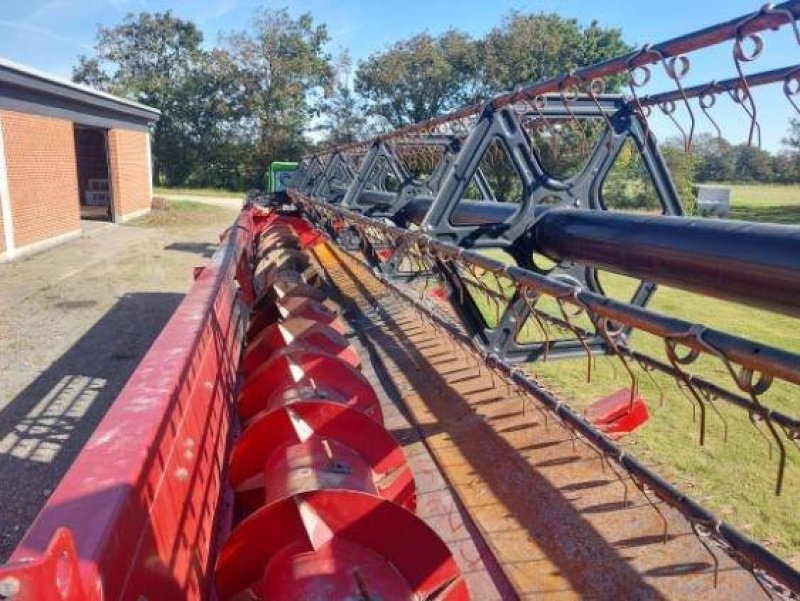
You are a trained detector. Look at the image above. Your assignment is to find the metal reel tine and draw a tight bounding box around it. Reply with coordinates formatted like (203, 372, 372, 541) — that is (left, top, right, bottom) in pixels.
(521, 287, 551, 362)
(701, 389, 729, 444)
(597, 317, 639, 410)
(558, 77, 588, 156)
(630, 475, 669, 545)
(691, 522, 721, 588)
(637, 357, 665, 408)
(664, 337, 707, 444)
(555, 292, 593, 383)
(604, 452, 630, 504)
(661, 54, 696, 152)
(746, 388, 787, 496)
(731, 30, 764, 147)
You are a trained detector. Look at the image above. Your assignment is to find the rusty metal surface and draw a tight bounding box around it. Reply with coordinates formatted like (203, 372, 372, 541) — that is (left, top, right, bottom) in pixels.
(342, 288, 517, 600)
(313, 241, 767, 599)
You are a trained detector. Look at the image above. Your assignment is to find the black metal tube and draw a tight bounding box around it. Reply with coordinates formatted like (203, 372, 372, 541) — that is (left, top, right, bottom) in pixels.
(345, 191, 800, 317)
(353, 192, 518, 226)
(405, 196, 515, 226)
(533, 209, 800, 319)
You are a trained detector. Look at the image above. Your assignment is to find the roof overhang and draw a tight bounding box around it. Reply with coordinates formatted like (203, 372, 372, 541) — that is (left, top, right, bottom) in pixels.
(0, 58, 160, 132)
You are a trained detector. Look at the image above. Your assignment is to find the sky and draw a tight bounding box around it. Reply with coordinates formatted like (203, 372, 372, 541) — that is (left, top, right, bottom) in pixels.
(0, 0, 798, 150)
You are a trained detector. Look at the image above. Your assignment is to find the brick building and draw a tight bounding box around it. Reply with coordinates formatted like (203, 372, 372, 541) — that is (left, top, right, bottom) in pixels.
(0, 59, 160, 261)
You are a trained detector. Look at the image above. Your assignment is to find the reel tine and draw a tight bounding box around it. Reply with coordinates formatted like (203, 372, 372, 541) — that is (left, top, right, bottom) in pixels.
(596, 316, 639, 410)
(731, 24, 765, 147)
(783, 67, 800, 114)
(555, 290, 594, 383)
(698, 83, 723, 139)
(691, 522, 721, 588)
(664, 337, 707, 445)
(558, 76, 588, 157)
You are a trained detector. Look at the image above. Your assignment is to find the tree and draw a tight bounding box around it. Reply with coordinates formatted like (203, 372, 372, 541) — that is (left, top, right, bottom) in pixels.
(173, 48, 254, 189)
(355, 30, 481, 128)
(224, 9, 332, 173)
(601, 137, 696, 214)
(782, 118, 800, 151)
(73, 11, 206, 185)
(481, 13, 630, 93)
(317, 50, 369, 145)
(319, 86, 368, 146)
(733, 144, 773, 182)
(355, 13, 630, 130)
(661, 142, 698, 214)
(75, 9, 333, 189)
(774, 119, 800, 184)
(693, 134, 735, 183)
(72, 57, 110, 89)
(771, 150, 800, 184)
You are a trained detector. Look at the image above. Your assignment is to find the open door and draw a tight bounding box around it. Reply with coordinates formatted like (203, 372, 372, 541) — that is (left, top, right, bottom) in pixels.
(74, 125, 113, 221)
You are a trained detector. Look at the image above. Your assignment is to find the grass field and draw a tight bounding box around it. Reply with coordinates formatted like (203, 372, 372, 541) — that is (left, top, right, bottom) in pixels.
(469, 183, 800, 562)
(719, 183, 800, 224)
(154, 186, 243, 199)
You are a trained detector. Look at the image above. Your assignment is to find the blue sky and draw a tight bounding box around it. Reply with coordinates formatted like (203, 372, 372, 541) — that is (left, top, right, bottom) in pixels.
(1, 0, 798, 150)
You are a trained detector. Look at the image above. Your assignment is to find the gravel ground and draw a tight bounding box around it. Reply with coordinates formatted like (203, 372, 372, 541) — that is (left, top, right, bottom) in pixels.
(0, 201, 239, 561)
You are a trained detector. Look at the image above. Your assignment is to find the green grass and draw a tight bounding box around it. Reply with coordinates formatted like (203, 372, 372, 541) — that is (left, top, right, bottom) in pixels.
(154, 186, 243, 199)
(709, 182, 800, 224)
(723, 183, 800, 207)
(131, 198, 235, 227)
(163, 199, 210, 210)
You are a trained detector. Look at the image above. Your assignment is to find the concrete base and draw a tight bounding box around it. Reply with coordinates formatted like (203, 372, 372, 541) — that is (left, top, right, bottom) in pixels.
(0, 229, 81, 262)
(115, 206, 150, 224)
(0, 205, 151, 263)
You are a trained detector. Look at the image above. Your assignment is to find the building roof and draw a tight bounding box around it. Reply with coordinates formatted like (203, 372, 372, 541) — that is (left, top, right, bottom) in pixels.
(0, 58, 160, 132)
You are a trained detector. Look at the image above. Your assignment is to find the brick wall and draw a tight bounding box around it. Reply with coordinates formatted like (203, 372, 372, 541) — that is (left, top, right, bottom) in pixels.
(107, 129, 151, 219)
(0, 110, 81, 248)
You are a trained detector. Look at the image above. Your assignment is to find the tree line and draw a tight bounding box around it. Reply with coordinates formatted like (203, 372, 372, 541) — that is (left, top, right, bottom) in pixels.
(73, 9, 628, 190)
(689, 128, 800, 185)
(73, 9, 800, 192)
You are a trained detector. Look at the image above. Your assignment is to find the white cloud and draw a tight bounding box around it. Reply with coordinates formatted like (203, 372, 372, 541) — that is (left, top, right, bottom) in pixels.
(28, 1, 72, 22)
(200, 0, 237, 21)
(0, 19, 92, 50)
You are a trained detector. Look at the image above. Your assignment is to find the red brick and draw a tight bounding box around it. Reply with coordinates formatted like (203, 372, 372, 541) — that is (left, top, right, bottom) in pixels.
(108, 129, 151, 218)
(0, 110, 81, 248)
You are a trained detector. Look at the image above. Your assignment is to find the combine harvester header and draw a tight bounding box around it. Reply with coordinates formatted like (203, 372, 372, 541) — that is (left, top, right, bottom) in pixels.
(2, 2, 800, 599)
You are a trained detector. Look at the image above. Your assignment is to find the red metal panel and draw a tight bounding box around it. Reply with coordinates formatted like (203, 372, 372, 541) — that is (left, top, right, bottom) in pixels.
(3, 210, 255, 600)
(585, 388, 650, 435)
(0, 529, 87, 600)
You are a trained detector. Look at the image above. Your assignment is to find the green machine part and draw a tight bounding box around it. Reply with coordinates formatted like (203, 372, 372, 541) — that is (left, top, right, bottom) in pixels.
(265, 161, 299, 193)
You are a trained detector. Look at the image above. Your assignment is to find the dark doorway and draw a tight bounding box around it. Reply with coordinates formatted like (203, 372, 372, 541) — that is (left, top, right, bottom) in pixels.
(74, 125, 113, 221)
